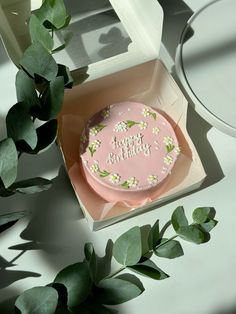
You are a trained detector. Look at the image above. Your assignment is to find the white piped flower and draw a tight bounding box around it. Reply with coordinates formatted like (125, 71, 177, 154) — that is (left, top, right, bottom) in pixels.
(174, 146, 181, 155)
(114, 121, 128, 132)
(109, 173, 121, 184)
(152, 127, 160, 134)
(147, 175, 158, 186)
(139, 121, 148, 130)
(90, 127, 98, 136)
(164, 155, 173, 165)
(163, 136, 173, 146)
(101, 109, 110, 119)
(91, 140, 101, 149)
(142, 108, 150, 117)
(90, 164, 99, 173)
(127, 177, 138, 188)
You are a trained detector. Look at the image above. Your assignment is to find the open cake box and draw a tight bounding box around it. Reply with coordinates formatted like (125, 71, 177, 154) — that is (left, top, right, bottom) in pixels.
(0, 0, 206, 230)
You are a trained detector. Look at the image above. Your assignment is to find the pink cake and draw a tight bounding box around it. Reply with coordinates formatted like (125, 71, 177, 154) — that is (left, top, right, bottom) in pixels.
(80, 102, 180, 204)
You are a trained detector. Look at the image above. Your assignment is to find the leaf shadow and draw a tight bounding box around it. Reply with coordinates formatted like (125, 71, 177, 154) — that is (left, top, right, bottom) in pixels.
(0, 268, 41, 290)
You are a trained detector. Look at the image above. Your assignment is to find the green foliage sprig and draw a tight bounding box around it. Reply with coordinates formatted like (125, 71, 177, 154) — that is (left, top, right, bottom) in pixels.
(0, 0, 87, 199)
(13, 206, 217, 314)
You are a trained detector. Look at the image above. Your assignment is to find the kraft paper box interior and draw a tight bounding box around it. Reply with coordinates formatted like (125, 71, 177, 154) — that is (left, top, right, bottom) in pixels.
(58, 59, 206, 230)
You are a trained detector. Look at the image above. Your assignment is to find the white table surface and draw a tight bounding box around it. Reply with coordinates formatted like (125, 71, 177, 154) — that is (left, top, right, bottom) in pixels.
(1, 1, 236, 313)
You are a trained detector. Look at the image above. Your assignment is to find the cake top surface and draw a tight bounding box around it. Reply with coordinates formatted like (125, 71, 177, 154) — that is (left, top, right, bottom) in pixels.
(80, 101, 180, 192)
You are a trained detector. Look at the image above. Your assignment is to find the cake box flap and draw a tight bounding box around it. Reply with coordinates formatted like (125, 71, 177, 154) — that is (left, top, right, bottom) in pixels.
(109, 0, 164, 58)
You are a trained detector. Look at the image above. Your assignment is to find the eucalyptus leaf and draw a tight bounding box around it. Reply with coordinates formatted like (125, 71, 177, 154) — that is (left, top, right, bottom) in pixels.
(29, 14, 54, 51)
(57, 64, 73, 88)
(97, 277, 144, 305)
(6, 103, 37, 150)
(171, 206, 189, 232)
(84, 243, 97, 282)
(0, 179, 15, 197)
(0, 138, 18, 188)
(177, 225, 206, 244)
(192, 207, 211, 224)
(37, 76, 64, 120)
(15, 69, 40, 110)
(34, 0, 69, 30)
(148, 220, 160, 249)
(10, 177, 52, 194)
(154, 239, 184, 259)
(54, 262, 92, 308)
(20, 42, 58, 81)
(200, 219, 218, 233)
(128, 259, 169, 280)
(15, 286, 58, 314)
(113, 226, 142, 266)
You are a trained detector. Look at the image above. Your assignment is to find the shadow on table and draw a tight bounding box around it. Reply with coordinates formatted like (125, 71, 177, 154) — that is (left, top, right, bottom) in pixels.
(0, 288, 20, 314)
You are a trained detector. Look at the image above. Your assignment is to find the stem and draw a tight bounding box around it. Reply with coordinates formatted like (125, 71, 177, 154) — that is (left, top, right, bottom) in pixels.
(105, 266, 125, 279)
(155, 235, 178, 250)
(9, 250, 27, 264)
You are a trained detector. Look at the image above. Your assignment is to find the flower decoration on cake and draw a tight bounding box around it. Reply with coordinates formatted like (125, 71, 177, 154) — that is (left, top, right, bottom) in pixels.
(164, 155, 173, 165)
(121, 177, 139, 189)
(109, 173, 121, 184)
(90, 163, 99, 173)
(90, 123, 106, 136)
(142, 108, 157, 120)
(101, 109, 110, 119)
(147, 175, 158, 186)
(88, 140, 101, 157)
(80, 134, 87, 144)
(152, 127, 160, 134)
(138, 121, 148, 130)
(163, 136, 175, 153)
(174, 146, 181, 155)
(114, 121, 129, 132)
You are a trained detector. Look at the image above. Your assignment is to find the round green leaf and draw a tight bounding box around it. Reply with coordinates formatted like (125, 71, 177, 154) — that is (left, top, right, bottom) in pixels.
(54, 262, 92, 308)
(37, 76, 64, 120)
(171, 206, 189, 232)
(128, 259, 169, 280)
(97, 277, 144, 305)
(15, 69, 40, 110)
(192, 207, 211, 224)
(6, 103, 37, 150)
(177, 225, 205, 244)
(29, 14, 54, 51)
(113, 226, 142, 266)
(0, 138, 18, 188)
(154, 239, 184, 259)
(15, 286, 58, 314)
(200, 219, 218, 233)
(20, 42, 58, 81)
(148, 220, 160, 249)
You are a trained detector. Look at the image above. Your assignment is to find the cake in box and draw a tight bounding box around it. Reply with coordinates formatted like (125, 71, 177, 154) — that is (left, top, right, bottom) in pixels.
(80, 101, 180, 206)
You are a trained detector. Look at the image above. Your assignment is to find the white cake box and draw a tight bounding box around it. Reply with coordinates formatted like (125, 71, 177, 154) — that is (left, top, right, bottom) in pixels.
(0, 0, 206, 230)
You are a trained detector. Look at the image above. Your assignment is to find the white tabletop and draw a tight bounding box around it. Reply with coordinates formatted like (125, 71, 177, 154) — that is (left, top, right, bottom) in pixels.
(1, 1, 236, 313)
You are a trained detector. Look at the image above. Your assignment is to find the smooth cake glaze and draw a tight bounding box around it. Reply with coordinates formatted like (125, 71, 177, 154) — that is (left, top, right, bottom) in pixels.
(80, 102, 180, 204)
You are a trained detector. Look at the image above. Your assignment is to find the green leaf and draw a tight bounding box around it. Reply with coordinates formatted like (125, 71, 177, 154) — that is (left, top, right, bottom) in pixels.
(0, 138, 18, 188)
(177, 225, 206, 244)
(29, 14, 54, 51)
(57, 64, 73, 88)
(34, 0, 68, 30)
(54, 262, 92, 308)
(192, 207, 212, 224)
(128, 259, 169, 280)
(37, 76, 64, 120)
(148, 220, 160, 249)
(15, 286, 58, 314)
(99, 170, 110, 178)
(97, 277, 144, 305)
(20, 42, 58, 81)
(113, 226, 142, 266)
(15, 69, 40, 110)
(84, 243, 97, 282)
(126, 120, 138, 128)
(200, 219, 218, 233)
(10, 177, 52, 194)
(0, 179, 15, 197)
(171, 206, 189, 232)
(6, 103, 37, 150)
(33, 119, 58, 154)
(154, 239, 184, 259)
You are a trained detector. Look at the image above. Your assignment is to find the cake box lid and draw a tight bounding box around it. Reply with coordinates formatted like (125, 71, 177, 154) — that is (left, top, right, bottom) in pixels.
(0, 0, 164, 80)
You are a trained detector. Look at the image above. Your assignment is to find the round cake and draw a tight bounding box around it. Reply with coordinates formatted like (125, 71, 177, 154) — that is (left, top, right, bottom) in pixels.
(80, 101, 180, 204)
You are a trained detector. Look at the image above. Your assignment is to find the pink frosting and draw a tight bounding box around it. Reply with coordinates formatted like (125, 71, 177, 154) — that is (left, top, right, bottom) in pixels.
(80, 102, 179, 203)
